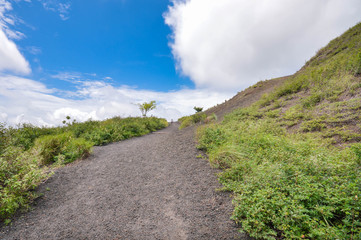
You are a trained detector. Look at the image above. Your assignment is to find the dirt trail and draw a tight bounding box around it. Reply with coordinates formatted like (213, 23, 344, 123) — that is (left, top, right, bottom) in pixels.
(0, 123, 251, 240)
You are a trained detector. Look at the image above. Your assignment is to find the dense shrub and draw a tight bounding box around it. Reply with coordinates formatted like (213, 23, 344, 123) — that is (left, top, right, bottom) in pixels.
(178, 113, 207, 129)
(0, 123, 8, 155)
(78, 117, 168, 145)
(197, 125, 226, 151)
(179, 116, 193, 129)
(34, 133, 93, 165)
(8, 124, 57, 151)
(0, 146, 49, 222)
(0, 116, 168, 223)
(198, 115, 361, 239)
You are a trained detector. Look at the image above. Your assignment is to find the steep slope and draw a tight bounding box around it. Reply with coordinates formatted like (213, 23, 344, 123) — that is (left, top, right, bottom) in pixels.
(196, 22, 361, 239)
(255, 22, 361, 144)
(205, 22, 361, 144)
(204, 76, 289, 120)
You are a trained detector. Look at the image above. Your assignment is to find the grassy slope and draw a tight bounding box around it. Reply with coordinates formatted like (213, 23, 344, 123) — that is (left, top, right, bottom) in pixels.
(197, 23, 361, 239)
(204, 76, 289, 120)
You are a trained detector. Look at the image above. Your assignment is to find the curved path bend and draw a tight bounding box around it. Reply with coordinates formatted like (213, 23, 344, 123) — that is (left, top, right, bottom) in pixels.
(0, 123, 251, 240)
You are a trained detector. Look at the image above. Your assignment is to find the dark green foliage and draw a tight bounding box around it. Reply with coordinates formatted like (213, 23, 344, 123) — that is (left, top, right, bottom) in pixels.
(193, 106, 203, 113)
(191, 113, 207, 123)
(10, 124, 56, 150)
(197, 126, 226, 151)
(198, 118, 361, 239)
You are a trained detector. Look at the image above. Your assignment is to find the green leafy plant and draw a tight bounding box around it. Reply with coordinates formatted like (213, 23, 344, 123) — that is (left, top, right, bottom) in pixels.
(193, 106, 203, 113)
(34, 132, 93, 165)
(198, 118, 361, 239)
(178, 113, 207, 129)
(0, 146, 49, 222)
(0, 116, 168, 223)
(138, 100, 156, 117)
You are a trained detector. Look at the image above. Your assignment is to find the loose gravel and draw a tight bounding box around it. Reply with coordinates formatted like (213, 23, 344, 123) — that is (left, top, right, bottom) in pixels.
(0, 123, 251, 240)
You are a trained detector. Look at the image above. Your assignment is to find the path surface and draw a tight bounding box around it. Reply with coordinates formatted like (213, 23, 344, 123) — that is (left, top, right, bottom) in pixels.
(0, 123, 251, 240)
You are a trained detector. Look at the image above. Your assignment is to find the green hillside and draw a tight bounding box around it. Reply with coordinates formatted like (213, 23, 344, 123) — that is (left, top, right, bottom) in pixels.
(196, 22, 361, 239)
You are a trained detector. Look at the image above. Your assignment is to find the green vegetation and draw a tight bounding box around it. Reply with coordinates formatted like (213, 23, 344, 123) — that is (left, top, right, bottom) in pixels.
(194, 23, 361, 239)
(198, 113, 360, 239)
(0, 116, 168, 223)
(138, 100, 157, 117)
(193, 106, 204, 113)
(178, 112, 207, 129)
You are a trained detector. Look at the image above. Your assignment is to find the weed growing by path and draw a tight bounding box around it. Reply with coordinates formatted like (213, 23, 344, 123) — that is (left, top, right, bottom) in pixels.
(0, 116, 168, 223)
(198, 115, 361, 239)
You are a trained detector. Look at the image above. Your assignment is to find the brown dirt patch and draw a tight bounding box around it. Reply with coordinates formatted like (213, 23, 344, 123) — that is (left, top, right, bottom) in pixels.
(204, 76, 289, 119)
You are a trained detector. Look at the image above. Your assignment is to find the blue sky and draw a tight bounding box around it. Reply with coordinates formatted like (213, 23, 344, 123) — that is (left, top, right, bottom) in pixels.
(1, 0, 361, 126)
(13, 0, 192, 92)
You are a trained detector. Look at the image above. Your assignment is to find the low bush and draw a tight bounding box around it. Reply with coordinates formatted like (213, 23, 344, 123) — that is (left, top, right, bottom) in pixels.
(0, 116, 168, 223)
(178, 113, 208, 129)
(300, 119, 327, 132)
(198, 117, 361, 239)
(78, 117, 168, 145)
(191, 113, 207, 123)
(8, 124, 57, 151)
(302, 92, 324, 108)
(34, 132, 93, 165)
(0, 146, 49, 222)
(204, 113, 218, 124)
(179, 116, 193, 129)
(197, 125, 226, 151)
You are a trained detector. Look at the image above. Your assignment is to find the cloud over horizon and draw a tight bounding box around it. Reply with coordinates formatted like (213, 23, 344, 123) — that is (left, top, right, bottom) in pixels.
(165, 0, 361, 90)
(0, 75, 232, 126)
(1, 0, 361, 126)
(0, 0, 232, 126)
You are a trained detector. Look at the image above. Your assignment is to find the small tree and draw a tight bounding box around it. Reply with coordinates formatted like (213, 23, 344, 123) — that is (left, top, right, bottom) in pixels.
(194, 106, 203, 113)
(138, 101, 156, 117)
(62, 116, 76, 126)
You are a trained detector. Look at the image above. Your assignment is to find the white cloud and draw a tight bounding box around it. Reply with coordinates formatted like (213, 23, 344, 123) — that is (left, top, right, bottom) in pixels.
(51, 71, 84, 83)
(27, 46, 42, 55)
(40, 0, 71, 20)
(58, 2, 70, 20)
(164, 0, 361, 90)
(0, 75, 232, 126)
(0, 29, 31, 74)
(0, 0, 31, 74)
(0, 1, 27, 40)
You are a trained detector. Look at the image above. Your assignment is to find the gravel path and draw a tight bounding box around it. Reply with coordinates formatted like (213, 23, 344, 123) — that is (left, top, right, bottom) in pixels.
(0, 123, 251, 240)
